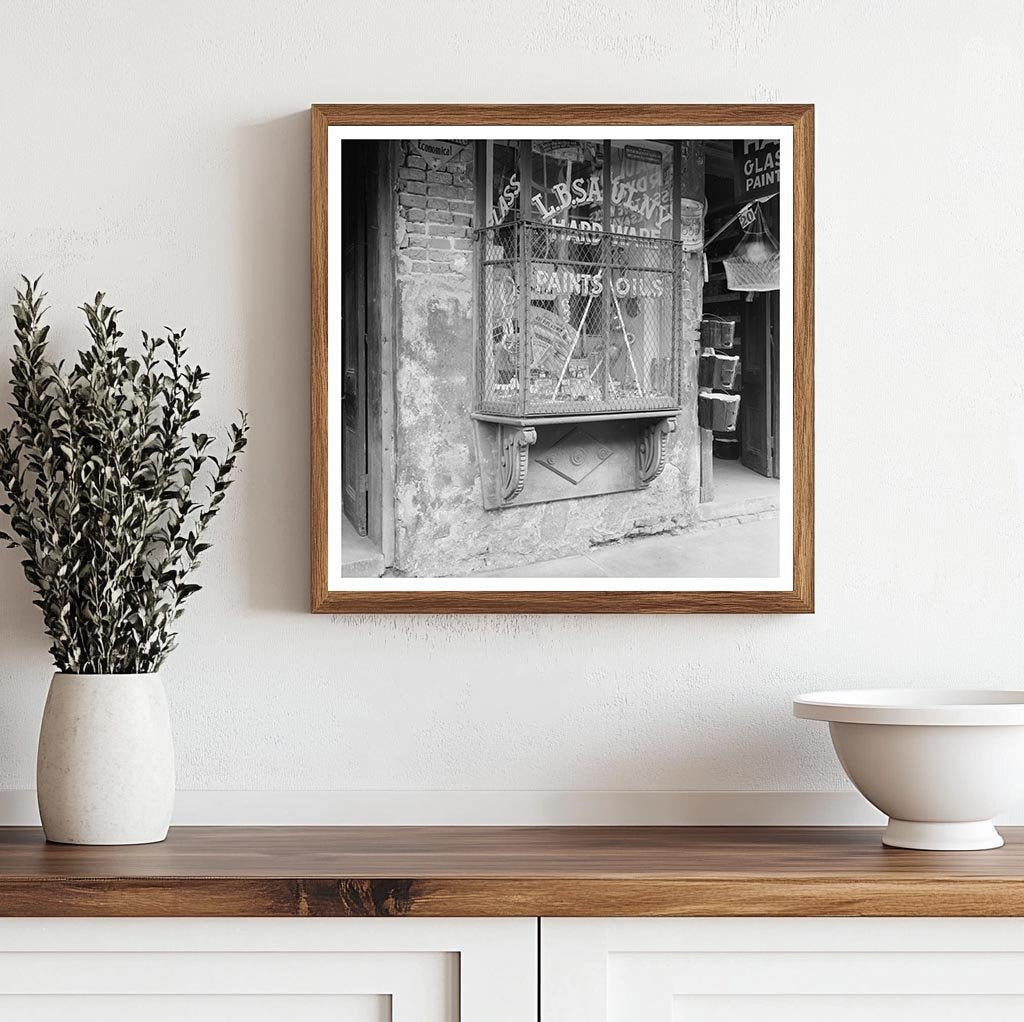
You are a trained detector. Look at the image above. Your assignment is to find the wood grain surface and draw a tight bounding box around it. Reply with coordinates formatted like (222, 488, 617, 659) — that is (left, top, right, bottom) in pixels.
(1, 825, 1021, 918)
(310, 104, 814, 614)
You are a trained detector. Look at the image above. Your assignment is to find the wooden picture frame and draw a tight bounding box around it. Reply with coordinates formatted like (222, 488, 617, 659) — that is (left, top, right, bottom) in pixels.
(312, 105, 813, 613)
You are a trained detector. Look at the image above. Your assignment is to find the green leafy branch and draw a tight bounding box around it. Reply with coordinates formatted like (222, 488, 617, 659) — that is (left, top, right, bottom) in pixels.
(0, 277, 249, 673)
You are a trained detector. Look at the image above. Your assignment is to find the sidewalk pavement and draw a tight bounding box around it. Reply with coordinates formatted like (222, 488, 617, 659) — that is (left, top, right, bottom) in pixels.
(470, 515, 779, 579)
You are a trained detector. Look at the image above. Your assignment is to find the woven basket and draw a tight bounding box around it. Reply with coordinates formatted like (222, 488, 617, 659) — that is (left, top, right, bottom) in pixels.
(723, 252, 780, 292)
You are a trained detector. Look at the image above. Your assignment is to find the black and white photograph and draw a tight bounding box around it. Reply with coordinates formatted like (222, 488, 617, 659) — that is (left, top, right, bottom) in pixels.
(315, 117, 811, 608)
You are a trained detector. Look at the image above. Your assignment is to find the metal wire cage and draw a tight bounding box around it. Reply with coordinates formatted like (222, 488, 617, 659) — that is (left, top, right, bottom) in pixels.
(477, 221, 685, 418)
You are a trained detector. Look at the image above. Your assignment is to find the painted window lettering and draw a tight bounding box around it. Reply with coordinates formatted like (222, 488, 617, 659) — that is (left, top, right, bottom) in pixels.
(490, 168, 671, 235)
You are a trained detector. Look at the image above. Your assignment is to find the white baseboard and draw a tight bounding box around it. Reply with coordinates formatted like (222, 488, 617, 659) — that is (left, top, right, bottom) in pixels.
(4, 788, 1020, 827)
(0, 789, 894, 826)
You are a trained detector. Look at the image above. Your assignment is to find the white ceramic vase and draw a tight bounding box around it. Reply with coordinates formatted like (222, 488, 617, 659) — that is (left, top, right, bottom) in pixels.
(36, 673, 175, 845)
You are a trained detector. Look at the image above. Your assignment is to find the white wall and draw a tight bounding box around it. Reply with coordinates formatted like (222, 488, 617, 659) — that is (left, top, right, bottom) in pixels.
(0, 0, 1022, 821)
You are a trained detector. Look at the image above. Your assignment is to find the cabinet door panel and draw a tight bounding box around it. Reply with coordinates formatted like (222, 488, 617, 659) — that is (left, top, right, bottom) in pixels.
(675, 995, 1024, 1022)
(0, 995, 390, 1022)
(543, 918, 1024, 1022)
(0, 917, 536, 1022)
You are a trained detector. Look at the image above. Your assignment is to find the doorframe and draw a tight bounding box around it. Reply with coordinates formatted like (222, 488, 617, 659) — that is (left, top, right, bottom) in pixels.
(768, 288, 780, 479)
(368, 141, 397, 567)
(739, 290, 775, 479)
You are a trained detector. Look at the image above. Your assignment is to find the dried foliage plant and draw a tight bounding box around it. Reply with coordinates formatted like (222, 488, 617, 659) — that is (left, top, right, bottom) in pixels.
(0, 277, 248, 674)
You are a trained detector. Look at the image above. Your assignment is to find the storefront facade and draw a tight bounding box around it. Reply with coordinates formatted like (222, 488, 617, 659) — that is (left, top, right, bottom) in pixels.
(343, 139, 709, 577)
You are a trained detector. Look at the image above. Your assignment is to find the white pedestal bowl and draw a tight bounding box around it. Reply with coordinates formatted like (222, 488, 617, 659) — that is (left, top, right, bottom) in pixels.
(794, 689, 1024, 850)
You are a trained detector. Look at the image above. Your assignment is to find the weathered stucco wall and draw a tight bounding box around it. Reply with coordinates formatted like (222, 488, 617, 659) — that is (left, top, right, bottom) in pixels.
(393, 141, 703, 577)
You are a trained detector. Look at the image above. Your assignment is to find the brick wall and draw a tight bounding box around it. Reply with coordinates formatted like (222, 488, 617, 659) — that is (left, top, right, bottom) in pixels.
(396, 146, 475, 275)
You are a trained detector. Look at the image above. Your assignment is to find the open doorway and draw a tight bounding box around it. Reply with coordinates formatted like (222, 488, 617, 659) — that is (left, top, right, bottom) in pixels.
(699, 140, 781, 518)
(340, 140, 393, 576)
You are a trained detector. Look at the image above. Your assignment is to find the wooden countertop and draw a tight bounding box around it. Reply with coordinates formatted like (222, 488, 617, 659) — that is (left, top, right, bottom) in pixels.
(3, 825, 1024, 917)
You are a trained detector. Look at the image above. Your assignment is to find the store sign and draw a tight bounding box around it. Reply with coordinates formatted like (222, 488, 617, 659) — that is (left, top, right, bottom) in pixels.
(536, 140, 591, 160)
(623, 144, 663, 165)
(531, 267, 665, 299)
(530, 174, 671, 235)
(411, 139, 470, 170)
(533, 174, 602, 222)
(610, 175, 672, 235)
(487, 151, 672, 237)
(734, 139, 780, 201)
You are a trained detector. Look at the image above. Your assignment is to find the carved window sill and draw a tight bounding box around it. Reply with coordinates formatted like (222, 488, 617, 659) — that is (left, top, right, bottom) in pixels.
(472, 409, 679, 510)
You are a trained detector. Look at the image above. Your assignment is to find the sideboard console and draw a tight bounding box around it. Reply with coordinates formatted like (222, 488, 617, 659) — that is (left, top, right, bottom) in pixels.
(3, 826, 1024, 1019)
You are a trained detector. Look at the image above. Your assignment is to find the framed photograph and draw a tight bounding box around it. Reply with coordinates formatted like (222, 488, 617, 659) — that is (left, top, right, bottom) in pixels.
(312, 105, 813, 613)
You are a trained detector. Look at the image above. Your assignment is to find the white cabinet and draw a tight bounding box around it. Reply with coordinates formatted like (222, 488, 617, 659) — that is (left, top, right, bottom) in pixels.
(10, 915, 1024, 1019)
(542, 918, 1024, 1021)
(0, 918, 536, 1022)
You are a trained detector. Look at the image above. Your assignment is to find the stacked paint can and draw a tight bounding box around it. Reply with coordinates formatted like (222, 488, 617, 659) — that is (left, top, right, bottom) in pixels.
(699, 316, 737, 349)
(699, 316, 741, 460)
(698, 351, 740, 390)
(698, 391, 741, 431)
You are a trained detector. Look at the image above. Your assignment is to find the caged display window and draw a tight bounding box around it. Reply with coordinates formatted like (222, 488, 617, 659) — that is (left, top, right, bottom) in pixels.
(475, 139, 702, 421)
